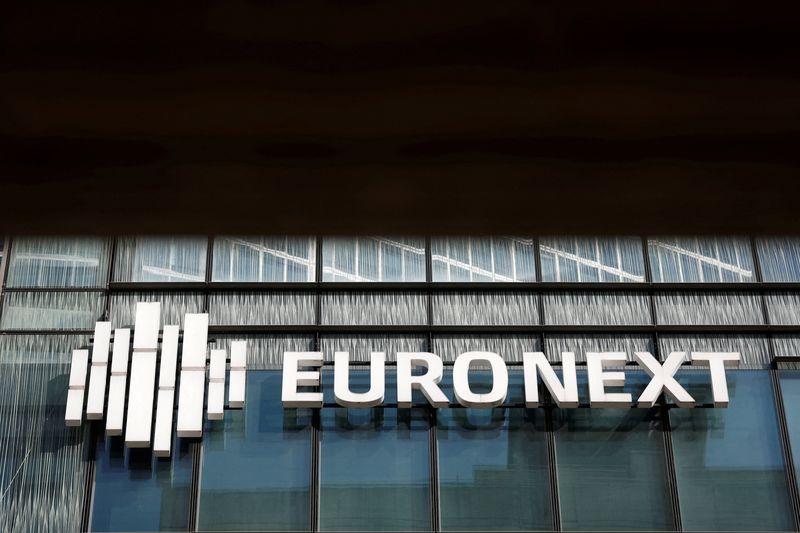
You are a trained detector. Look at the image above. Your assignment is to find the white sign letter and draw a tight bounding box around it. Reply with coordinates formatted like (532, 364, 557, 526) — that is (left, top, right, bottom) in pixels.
(587, 352, 632, 408)
(396, 352, 449, 408)
(691, 352, 740, 407)
(334, 352, 385, 407)
(523, 352, 579, 408)
(634, 351, 695, 408)
(282, 352, 323, 407)
(452, 352, 508, 408)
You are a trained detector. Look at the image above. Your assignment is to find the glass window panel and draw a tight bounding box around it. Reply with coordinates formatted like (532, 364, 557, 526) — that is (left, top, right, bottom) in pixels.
(91, 435, 192, 532)
(0, 335, 89, 533)
(778, 371, 800, 495)
(321, 292, 427, 325)
(7, 237, 111, 288)
(765, 292, 800, 325)
(553, 407, 673, 531)
(437, 408, 552, 531)
(432, 291, 538, 326)
(109, 292, 204, 329)
(198, 371, 312, 531)
(756, 237, 800, 282)
(648, 236, 755, 283)
(210, 292, 316, 325)
(540, 236, 645, 283)
(655, 292, 764, 325)
(544, 334, 655, 363)
(432, 334, 541, 364)
(212, 236, 316, 282)
(670, 371, 794, 531)
(322, 237, 425, 282)
(543, 291, 651, 325)
(210, 334, 315, 370)
(319, 334, 427, 362)
(113, 237, 207, 282)
(773, 336, 800, 359)
(659, 334, 770, 369)
(0, 291, 105, 330)
(319, 408, 431, 531)
(432, 237, 535, 282)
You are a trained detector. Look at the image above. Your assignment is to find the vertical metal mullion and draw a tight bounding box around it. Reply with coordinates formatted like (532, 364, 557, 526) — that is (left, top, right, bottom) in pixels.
(311, 235, 323, 531)
(0, 237, 13, 316)
(644, 235, 682, 530)
(188, 441, 202, 531)
(203, 236, 213, 313)
(544, 407, 561, 531)
(424, 237, 439, 531)
(771, 369, 800, 530)
(80, 419, 98, 531)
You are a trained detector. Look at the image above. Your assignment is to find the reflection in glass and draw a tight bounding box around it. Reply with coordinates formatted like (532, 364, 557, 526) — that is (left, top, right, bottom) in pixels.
(779, 371, 800, 494)
(109, 292, 204, 329)
(211, 334, 315, 370)
(212, 236, 316, 282)
(544, 334, 654, 363)
(91, 435, 192, 532)
(553, 408, 672, 531)
(7, 237, 111, 288)
(432, 334, 540, 364)
(655, 292, 764, 325)
(210, 292, 316, 326)
(198, 372, 312, 531)
(432, 291, 538, 325)
(0, 291, 105, 330)
(543, 291, 651, 325)
(432, 237, 536, 282)
(113, 237, 207, 282)
(0, 335, 89, 533)
(648, 236, 754, 283)
(756, 237, 800, 282)
(540, 236, 645, 283)
(321, 292, 427, 325)
(319, 334, 427, 362)
(437, 408, 551, 531)
(659, 334, 771, 369)
(670, 371, 794, 531)
(319, 408, 431, 531)
(322, 237, 425, 282)
(765, 292, 800, 325)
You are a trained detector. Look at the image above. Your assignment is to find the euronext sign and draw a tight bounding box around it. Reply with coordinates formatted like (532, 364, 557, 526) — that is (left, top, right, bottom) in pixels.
(282, 350, 740, 409)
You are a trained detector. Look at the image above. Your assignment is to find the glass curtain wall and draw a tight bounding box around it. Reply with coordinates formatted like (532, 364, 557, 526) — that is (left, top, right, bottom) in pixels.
(4, 235, 800, 533)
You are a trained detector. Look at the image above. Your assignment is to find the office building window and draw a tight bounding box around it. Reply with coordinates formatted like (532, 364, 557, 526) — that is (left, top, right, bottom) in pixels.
(437, 409, 552, 531)
(212, 236, 316, 282)
(431, 291, 539, 325)
(543, 291, 651, 325)
(91, 435, 192, 532)
(432, 237, 536, 282)
(197, 372, 313, 531)
(319, 408, 432, 531)
(6, 237, 111, 288)
(0, 291, 105, 330)
(540, 236, 645, 283)
(648, 236, 755, 283)
(321, 292, 427, 325)
(113, 237, 207, 282)
(322, 237, 425, 282)
(757, 237, 800, 282)
(670, 371, 794, 531)
(209, 292, 316, 326)
(109, 292, 204, 329)
(654, 292, 764, 325)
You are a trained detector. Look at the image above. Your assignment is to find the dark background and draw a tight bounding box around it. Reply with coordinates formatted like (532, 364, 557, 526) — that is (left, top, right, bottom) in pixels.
(2, 1, 800, 235)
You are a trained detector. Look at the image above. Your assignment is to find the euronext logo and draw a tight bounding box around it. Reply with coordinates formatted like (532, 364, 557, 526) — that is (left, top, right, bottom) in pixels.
(65, 302, 246, 457)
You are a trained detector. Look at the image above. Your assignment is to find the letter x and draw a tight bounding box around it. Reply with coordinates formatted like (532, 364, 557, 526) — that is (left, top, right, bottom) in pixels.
(633, 351, 695, 408)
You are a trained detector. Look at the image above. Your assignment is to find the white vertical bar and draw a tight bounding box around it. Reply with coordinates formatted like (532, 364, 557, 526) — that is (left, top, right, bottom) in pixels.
(153, 389, 175, 457)
(126, 351, 157, 447)
(86, 322, 111, 419)
(228, 341, 247, 408)
(177, 370, 205, 437)
(65, 349, 89, 426)
(153, 325, 180, 457)
(106, 328, 130, 436)
(207, 349, 226, 420)
(125, 302, 161, 448)
(177, 313, 209, 437)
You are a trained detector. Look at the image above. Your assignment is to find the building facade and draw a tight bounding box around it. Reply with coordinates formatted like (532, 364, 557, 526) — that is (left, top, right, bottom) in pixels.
(3, 235, 800, 532)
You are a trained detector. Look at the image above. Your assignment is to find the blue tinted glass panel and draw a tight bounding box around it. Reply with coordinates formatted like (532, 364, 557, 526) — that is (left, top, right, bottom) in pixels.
(648, 237, 755, 283)
(432, 237, 536, 282)
(197, 372, 312, 531)
(757, 237, 800, 282)
(553, 408, 673, 531)
(778, 371, 800, 494)
(670, 371, 793, 531)
(437, 408, 552, 531)
(91, 435, 192, 532)
(322, 237, 425, 282)
(319, 408, 431, 531)
(540, 237, 645, 283)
